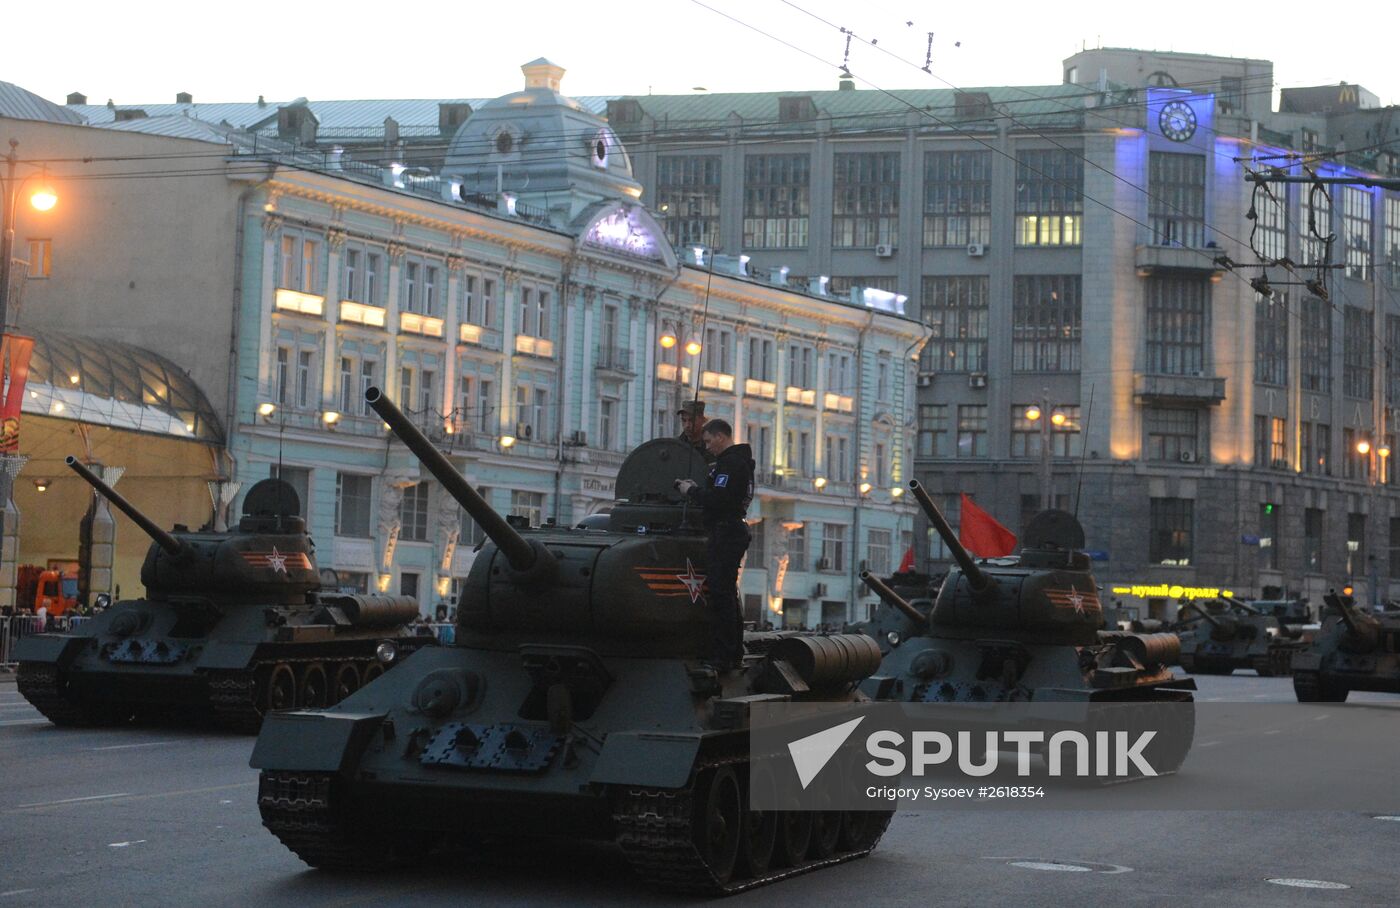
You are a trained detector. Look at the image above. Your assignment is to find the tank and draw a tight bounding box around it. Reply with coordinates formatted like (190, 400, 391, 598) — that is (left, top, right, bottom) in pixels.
(249, 388, 892, 894)
(1292, 591, 1400, 701)
(855, 480, 1195, 774)
(14, 457, 434, 732)
(1176, 598, 1307, 676)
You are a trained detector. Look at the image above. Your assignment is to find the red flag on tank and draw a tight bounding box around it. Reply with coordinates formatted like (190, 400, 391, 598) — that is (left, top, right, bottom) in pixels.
(957, 493, 1017, 558)
(897, 545, 915, 573)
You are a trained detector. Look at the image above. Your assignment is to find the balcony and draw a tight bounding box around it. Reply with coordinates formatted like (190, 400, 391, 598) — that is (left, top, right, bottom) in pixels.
(275, 288, 324, 317)
(786, 387, 817, 407)
(1134, 372, 1227, 405)
(702, 371, 736, 393)
(595, 346, 635, 376)
(399, 312, 444, 339)
(657, 363, 691, 384)
(1134, 244, 1227, 278)
(823, 392, 854, 413)
(338, 300, 386, 328)
(745, 378, 777, 399)
(515, 335, 555, 358)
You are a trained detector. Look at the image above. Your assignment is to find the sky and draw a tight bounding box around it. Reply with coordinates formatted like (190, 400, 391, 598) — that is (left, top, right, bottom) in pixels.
(5, 0, 1398, 108)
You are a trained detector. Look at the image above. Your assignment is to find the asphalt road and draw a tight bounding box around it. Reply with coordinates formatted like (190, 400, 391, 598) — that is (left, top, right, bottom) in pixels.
(0, 673, 1396, 907)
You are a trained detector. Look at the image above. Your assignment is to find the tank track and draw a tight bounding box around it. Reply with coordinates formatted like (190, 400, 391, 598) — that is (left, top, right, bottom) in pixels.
(258, 771, 435, 870)
(207, 670, 263, 734)
(613, 758, 892, 895)
(16, 663, 130, 727)
(1293, 671, 1348, 702)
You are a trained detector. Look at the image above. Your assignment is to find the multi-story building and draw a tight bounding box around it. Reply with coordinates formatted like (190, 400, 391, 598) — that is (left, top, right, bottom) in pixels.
(610, 54, 1400, 616)
(3, 62, 923, 623)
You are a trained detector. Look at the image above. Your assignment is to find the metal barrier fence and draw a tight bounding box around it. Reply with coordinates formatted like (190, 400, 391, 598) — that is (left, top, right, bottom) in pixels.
(1, 614, 92, 669)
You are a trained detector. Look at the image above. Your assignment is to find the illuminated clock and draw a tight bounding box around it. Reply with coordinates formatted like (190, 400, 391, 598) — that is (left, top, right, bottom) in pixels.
(1158, 100, 1197, 142)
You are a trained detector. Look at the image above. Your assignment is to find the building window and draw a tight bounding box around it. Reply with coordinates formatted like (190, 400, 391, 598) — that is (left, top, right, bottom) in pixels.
(599, 399, 617, 450)
(1300, 186, 1332, 266)
(1304, 508, 1324, 571)
(832, 152, 900, 248)
(877, 355, 891, 401)
(339, 357, 354, 414)
(1390, 517, 1400, 578)
(743, 154, 810, 248)
(1255, 292, 1288, 387)
(335, 473, 373, 537)
(787, 525, 806, 569)
(1272, 416, 1287, 465)
(510, 490, 545, 527)
(279, 232, 320, 293)
(1148, 152, 1206, 247)
(927, 494, 962, 561)
(826, 351, 853, 395)
(1014, 149, 1083, 246)
(748, 337, 775, 382)
(922, 150, 991, 246)
(25, 238, 51, 278)
(1343, 305, 1373, 399)
(1146, 276, 1208, 376)
(295, 349, 314, 410)
(1012, 405, 1082, 457)
(918, 404, 947, 458)
(460, 487, 491, 545)
(823, 435, 851, 482)
(1343, 187, 1373, 281)
(1149, 498, 1193, 565)
(399, 572, 419, 600)
(704, 327, 734, 375)
(820, 524, 846, 572)
(1259, 503, 1279, 570)
(419, 369, 436, 419)
(922, 276, 988, 373)
(1385, 197, 1400, 290)
(657, 155, 721, 249)
(477, 379, 495, 434)
(1347, 513, 1366, 576)
(1343, 428, 1371, 481)
(1300, 421, 1331, 476)
(956, 405, 987, 458)
(1012, 275, 1081, 372)
(359, 359, 377, 416)
(515, 385, 549, 442)
(1255, 183, 1288, 261)
(399, 482, 430, 541)
(275, 346, 290, 406)
(342, 247, 381, 304)
(518, 285, 551, 339)
(1389, 316, 1400, 407)
(1145, 407, 1201, 462)
(463, 274, 496, 326)
(1301, 295, 1332, 392)
(750, 520, 766, 568)
(867, 529, 892, 576)
(787, 343, 816, 389)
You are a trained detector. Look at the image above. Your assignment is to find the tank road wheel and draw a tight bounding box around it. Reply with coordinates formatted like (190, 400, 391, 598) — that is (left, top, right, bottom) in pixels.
(693, 767, 742, 885)
(332, 663, 362, 704)
(298, 663, 329, 709)
(773, 810, 812, 869)
(265, 663, 297, 712)
(361, 662, 386, 686)
(837, 809, 893, 852)
(1294, 671, 1348, 703)
(739, 764, 778, 876)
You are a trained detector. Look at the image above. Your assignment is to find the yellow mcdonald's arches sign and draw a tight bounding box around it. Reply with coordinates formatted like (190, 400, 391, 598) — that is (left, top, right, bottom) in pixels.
(1109, 583, 1235, 601)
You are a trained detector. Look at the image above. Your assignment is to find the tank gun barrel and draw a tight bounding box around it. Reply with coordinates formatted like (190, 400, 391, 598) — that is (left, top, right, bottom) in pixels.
(66, 456, 183, 556)
(1183, 601, 1224, 628)
(366, 387, 537, 572)
(1226, 596, 1263, 616)
(907, 480, 989, 591)
(860, 571, 926, 626)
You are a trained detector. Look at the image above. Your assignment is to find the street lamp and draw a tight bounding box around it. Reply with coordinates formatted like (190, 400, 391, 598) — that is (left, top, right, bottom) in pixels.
(2, 141, 59, 329)
(1023, 390, 1068, 511)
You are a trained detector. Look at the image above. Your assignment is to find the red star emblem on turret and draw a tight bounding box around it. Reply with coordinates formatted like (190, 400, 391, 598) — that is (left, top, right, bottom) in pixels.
(265, 547, 288, 574)
(678, 559, 706, 604)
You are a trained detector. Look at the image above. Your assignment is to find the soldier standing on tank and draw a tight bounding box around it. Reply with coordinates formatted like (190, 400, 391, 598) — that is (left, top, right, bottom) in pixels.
(674, 419, 754, 672)
(677, 399, 715, 463)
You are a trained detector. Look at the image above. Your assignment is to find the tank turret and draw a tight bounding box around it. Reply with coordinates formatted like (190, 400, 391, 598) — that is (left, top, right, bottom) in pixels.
(1293, 590, 1400, 701)
(67, 456, 318, 604)
(1326, 592, 1380, 653)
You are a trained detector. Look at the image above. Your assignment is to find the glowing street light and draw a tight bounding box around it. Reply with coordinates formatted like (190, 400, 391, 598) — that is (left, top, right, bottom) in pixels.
(890, 486, 905, 499)
(1024, 405, 1042, 422)
(659, 331, 677, 349)
(684, 337, 702, 357)
(258, 402, 277, 417)
(499, 435, 517, 449)
(858, 481, 873, 496)
(1357, 439, 1371, 455)
(813, 476, 827, 490)
(29, 182, 58, 212)
(1050, 411, 1067, 427)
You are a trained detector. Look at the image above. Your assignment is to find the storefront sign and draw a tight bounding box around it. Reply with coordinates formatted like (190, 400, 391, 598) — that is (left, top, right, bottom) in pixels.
(1109, 583, 1235, 601)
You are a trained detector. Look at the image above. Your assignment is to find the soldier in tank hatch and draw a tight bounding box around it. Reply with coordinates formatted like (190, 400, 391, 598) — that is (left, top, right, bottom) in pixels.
(674, 419, 754, 672)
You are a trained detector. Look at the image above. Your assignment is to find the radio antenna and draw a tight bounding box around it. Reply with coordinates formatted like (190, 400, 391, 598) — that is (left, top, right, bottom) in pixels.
(1073, 383, 1095, 522)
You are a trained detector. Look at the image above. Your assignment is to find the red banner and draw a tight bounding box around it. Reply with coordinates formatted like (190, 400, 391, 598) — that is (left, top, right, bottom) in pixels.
(0, 334, 35, 453)
(958, 492, 1018, 558)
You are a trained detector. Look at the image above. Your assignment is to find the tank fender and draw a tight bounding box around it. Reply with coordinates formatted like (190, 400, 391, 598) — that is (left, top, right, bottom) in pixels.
(12, 633, 87, 667)
(249, 711, 387, 773)
(590, 732, 704, 789)
(196, 641, 261, 670)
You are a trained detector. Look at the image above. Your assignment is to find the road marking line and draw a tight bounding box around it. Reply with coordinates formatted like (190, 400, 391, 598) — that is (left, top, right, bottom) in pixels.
(0, 718, 48, 728)
(18, 792, 131, 808)
(5, 781, 254, 813)
(108, 840, 147, 848)
(1266, 878, 1350, 890)
(1197, 741, 1221, 748)
(90, 741, 176, 751)
(1, 889, 36, 898)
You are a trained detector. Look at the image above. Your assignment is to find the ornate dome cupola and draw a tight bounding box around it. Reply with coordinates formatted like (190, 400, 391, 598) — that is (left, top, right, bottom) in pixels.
(441, 59, 643, 224)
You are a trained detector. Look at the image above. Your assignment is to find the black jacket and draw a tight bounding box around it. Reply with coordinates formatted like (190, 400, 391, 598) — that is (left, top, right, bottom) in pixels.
(685, 443, 755, 526)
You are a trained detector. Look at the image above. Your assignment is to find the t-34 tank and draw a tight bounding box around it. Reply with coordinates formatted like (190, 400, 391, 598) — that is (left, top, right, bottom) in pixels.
(251, 388, 892, 894)
(1177, 598, 1307, 676)
(1292, 591, 1400, 701)
(857, 481, 1195, 773)
(15, 457, 432, 732)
